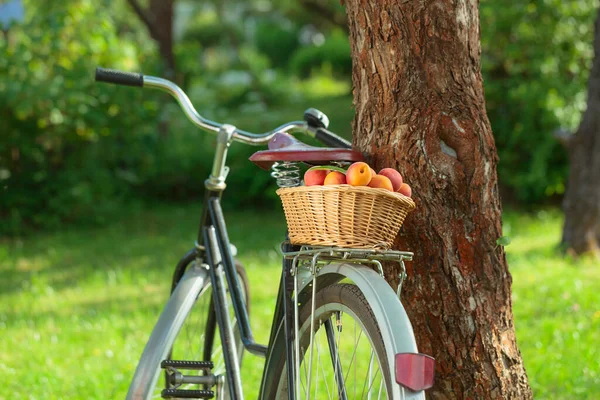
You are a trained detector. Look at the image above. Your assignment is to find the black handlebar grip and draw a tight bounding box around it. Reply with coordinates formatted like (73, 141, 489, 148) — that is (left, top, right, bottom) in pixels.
(95, 67, 143, 87)
(315, 127, 352, 149)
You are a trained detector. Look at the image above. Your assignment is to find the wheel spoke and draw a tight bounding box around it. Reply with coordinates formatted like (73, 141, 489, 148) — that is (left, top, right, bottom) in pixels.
(323, 316, 347, 400)
(301, 345, 308, 398)
(271, 283, 392, 400)
(366, 360, 383, 399)
(378, 377, 384, 400)
(342, 326, 363, 388)
(361, 350, 375, 399)
(316, 327, 333, 400)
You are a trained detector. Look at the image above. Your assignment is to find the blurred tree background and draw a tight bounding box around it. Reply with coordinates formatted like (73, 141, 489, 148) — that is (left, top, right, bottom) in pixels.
(0, 0, 597, 234)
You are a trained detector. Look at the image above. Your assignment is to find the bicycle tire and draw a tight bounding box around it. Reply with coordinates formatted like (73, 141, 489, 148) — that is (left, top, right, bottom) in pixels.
(152, 260, 250, 399)
(264, 283, 395, 399)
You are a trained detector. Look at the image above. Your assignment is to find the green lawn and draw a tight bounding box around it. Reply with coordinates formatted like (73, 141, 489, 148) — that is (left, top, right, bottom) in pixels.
(503, 210, 600, 399)
(1, 205, 599, 399)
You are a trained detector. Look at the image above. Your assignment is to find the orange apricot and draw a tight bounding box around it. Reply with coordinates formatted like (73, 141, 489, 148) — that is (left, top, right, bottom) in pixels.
(346, 162, 372, 186)
(324, 171, 347, 185)
(368, 175, 394, 191)
(398, 183, 412, 198)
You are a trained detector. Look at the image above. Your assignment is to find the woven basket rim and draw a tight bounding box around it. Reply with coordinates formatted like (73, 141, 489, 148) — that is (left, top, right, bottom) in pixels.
(277, 184, 416, 210)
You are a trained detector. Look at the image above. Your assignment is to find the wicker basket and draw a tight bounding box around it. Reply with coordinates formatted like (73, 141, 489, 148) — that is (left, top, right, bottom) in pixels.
(277, 184, 416, 249)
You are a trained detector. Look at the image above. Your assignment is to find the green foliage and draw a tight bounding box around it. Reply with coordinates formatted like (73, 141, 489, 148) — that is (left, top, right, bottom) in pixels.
(180, 10, 238, 49)
(3, 0, 599, 234)
(254, 17, 300, 69)
(290, 29, 352, 78)
(496, 235, 512, 247)
(124, 107, 281, 209)
(0, 0, 162, 234)
(481, 0, 596, 203)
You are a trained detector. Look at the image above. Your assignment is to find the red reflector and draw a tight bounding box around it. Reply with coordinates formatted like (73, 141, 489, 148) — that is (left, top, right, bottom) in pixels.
(395, 353, 435, 391)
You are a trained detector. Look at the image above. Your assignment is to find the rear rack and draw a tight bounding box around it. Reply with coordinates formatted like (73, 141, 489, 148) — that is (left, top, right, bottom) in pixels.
(280, 243, 413, 298)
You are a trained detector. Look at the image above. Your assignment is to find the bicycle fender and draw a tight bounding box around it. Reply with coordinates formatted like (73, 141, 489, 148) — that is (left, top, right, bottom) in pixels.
(126, 263, 209, 400)
(301, 263, 427, 400)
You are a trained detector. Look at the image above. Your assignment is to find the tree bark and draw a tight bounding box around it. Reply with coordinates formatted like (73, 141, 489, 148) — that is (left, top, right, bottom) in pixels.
(561, 8, 600, 257)
(345, 1, 532, 398)
(127, 0, 176, 79)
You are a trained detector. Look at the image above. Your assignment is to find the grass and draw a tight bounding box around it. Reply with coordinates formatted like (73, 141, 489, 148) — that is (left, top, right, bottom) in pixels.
(503, 210, 600, 399)
(1, 205, 599, 399)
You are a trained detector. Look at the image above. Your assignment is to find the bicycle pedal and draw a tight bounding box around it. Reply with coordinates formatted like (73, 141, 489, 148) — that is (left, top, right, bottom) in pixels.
(161, 388, 214, 399)
(161, 360, 214, 370)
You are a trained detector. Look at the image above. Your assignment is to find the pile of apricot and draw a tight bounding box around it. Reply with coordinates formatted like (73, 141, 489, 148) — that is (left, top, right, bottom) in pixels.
(304, 162, 412, 198)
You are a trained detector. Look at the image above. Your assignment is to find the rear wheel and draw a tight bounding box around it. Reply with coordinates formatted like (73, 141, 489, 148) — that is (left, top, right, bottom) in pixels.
(153, 260, 249, 399)
(266, 283, 393, 399)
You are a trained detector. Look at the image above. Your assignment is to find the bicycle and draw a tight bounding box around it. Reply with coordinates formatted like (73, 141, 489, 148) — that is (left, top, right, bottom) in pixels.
(95, 67, 435, 400)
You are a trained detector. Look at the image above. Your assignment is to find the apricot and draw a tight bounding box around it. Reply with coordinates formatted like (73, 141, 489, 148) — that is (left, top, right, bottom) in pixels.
(398, 183, 412, 198)
(346, 162, 372, 186)
(368, 175, 394, 191)
(304, 169, 329, 186)
(324, 171, 347, 185)
(370, 167, 377, 177)
(378, 168, 403, 192)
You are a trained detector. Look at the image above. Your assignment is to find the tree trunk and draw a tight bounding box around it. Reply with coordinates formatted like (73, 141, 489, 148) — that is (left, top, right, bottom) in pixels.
(127, 0, 176, 79)
(345, 1, 532, 398)
(561, 8, 600, 257)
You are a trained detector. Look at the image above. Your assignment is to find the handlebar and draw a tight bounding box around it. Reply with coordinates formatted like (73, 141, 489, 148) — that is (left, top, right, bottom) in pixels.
(95, 67, 351, 149)
(315, 127, 351, 149)
(95, 67, 143, 87)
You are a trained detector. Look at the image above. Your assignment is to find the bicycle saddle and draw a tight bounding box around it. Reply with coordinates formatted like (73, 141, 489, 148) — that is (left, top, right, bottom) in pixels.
(249, 132, 364, 170)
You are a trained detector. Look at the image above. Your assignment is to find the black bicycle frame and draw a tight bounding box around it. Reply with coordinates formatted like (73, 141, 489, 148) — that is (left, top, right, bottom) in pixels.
(170, 187, 301, 400)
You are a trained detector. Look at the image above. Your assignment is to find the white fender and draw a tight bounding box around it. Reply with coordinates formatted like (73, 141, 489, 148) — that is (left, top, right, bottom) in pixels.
(298, 263, 426, 400)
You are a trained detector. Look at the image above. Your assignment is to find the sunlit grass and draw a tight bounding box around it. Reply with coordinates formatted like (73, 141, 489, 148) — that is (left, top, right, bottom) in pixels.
(1, 205, 598, 398)
(0, 204, 283, 399)
(504, 209, 600, 399)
